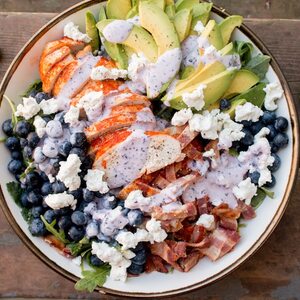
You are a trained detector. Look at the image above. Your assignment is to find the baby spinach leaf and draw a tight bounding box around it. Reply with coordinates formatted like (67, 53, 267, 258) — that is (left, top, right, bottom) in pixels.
(234, 41, 254, 66)
(75, 265, 111, 292)
(260, 187, 274, 199)
(22, 80, 42, 97)
(251, 188, 266, 209)
(245, 54, 271, 80)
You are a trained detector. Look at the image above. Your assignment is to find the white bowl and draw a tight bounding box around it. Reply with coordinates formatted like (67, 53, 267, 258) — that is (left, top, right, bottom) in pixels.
(0, 0, 299, 297)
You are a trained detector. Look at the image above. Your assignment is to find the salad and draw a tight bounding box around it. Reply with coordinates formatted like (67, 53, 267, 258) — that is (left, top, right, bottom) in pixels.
(1, 0, 289, 292)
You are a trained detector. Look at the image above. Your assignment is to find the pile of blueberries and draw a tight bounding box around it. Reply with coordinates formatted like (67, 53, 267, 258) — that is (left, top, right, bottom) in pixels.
(2, 92, 147, 273)
(220, 99, 289, 188)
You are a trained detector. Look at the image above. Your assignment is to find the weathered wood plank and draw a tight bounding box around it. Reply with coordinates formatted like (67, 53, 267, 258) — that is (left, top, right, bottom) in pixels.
(1, 0, 300, 19)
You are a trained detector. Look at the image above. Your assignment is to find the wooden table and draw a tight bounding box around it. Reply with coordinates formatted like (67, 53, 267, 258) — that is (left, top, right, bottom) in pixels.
(0, 1, 299, 299)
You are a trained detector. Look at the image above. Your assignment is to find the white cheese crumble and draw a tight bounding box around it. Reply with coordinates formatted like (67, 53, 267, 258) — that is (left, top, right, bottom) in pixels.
(64, 22, 91, 43)
(171, 108, 193, 126)
(33, 115, 47, 138)
(91, 66, 128, 81)
(194, 21, 205, 35)
(92, 241, 133, 282)
(77, 91, 105, 122)
(263, 82, 284, 111)
(15, 97, 40, 120)
(255, 127, 270, 141)
(235, 102, 263, 122)
(57, 154, 82, 191)
(44, 192, 77, 210)
(124, 190, 152, 211)
(64, 106, 80, 127)
(146, 218, 168, 243)
(84, 169, 109, 194)
(232, 178, 257, 205)
(39, 98, 61, 115)
(196, 214, 216, 231)
(182, 84, 206, 111)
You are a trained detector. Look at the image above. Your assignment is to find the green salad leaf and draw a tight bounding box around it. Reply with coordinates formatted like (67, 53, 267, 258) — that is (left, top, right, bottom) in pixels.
(75, 265, 111, 292)
(234, 41, 254, 66)
(245, 54, 271, 80)
(22, 80, 43, 97)
(251, 188, 266, 209)
(260, 187, 275, 199)
(3, 95, 18, 127)
(67, 237, 92, 257)
(40, 216, 70, 244)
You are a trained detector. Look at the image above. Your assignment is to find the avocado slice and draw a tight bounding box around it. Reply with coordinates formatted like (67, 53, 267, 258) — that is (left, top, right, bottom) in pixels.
(99, 5, 107, 21)
(174, 9, 192, 42)
(97, 19, 158, 62)
(146, 0, 165, 10)
(126, 5, 139, 18)
(175, 0, 199, 11)
(200, 20, 224, 50)
(85, 11, 100, 52)
(223, 69, 259, 98)
(179, 65, 195, 80)
(219, 15, 243, 45)
(219, 42, 234, 55)
(176, 61, 226, 92)
(231, 82, 267, 108)
(106, 0, 132, 19)
(167, 69, 237, 110)
(225, 98, 247, 118)
(139, 1, 179, 55)
(190, 2, 213, 34)
(165, 4, 176, 20)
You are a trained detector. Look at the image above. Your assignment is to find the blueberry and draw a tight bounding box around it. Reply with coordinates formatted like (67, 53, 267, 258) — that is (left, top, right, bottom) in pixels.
(122, 208, 130, 216)
(90, 254, 104, 267)
(5, 136, 20, 151)
(27, 132, 40, 148)
(270, 141, 279, 153)
(8, 159, 24, 174)
(41, 182, 53, 196)
(20, 138, 28, 148)
(133, 242, 146, 253)
(33, 147, 47, 163)
(69, 188, 83, 201)
(127, 209, 144, 227)
(250, 122, 264, 135)
(273, 133, 289, 149)
(2, 119, 13, 136)
(97, 232, 111, 243)
(265, 174, 276, 188)
(127, 263, 145, 275)
(11, 151, 22, 160)
(31, 206, 44, 218)
(69, 147, 85, 160)
(58, 215, 72, 230)
(71, 211, 87, 226)
(28, 89, 39, 98)
(58, 141, 72, 157)
(81, 156, 93, 172)
(50, 158, 61, 174)
(29, 218, 46, 236)
(266, 124, 277, 140)
(28, 191, 43, 205)
(23, 146, 33, 160)
(46, 120, 63, 138)
(43, 209, 57, 223)
(55, 207, 72, 216)
(15, 120, 31, 138)
(35, 92, 51, 104)
(42, 116, 52, 123)
(101, 195, 118, 209)
(219, 99, 231, 111)
(269, 153, 281, 172)
(274, 117, 288, 132)
(240, 128, 254, 146)
(249, 171, 260, 185)
(241, 120, 252, 128)
(68, 226, 85, 242)
(83, 189, 95, 202)
(40, 172, 49, 182)
(25, 172, 41, 188)
(20, 192, 31, 208)
(131, 249, 147, 265)
(56, 112, 66, 126)
(70, 132, 87, 148)
(261, 111, 276, 125)
(52, 181, 66, 193)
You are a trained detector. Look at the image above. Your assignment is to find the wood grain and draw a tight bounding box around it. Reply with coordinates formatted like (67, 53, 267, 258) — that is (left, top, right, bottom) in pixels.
(0, 11, 299, 300)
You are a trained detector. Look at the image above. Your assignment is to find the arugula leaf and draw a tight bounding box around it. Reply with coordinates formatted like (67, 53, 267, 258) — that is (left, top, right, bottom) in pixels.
(234, 41, 254, 66)
(229, 148, 239, 157)
(260, 187, 275, 199)
(245, 54, 271, 80)
(156, 106, 175, 122)
(22, 80, 42, 97)
(251, 188, 266, 209)
(67, 237, 91, 256)
(75, 265, 111, 292)
(40, 215, 70, 244)
(3, 95, 18, 127)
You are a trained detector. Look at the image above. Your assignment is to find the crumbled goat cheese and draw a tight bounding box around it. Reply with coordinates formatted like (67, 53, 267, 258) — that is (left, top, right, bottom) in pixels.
(39, 98, 60, 115)
(57, 154, 82, 191)
(124, 190, 152, 211)
(91, 66, 128, 81)
(64, 22, 91, 43)
(64, 106, 80, 127)
(92, 241, 133, 282)
(77, 91, 105, 122)
(263, 82, 284, 111)
(171, 108, 193, 126)
(203, 149, 215, 158)
(235, 102, 263, 122)
(45, 192, 77, 210)
(196, 214, 216, 231)
(194, 20, 205, 35)
(33, 115, 47, 138)
(84, 169, 109, 194)
(255, 127, 270, 141)
(232, 178, 257, 205)
(146, 218, 168, 243)
(15, 97, 40, 120)
(182, 84, 206, 111)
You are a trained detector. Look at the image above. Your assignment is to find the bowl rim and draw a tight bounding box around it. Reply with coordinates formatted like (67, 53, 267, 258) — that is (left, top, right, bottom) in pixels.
(0, 0, 299, 297)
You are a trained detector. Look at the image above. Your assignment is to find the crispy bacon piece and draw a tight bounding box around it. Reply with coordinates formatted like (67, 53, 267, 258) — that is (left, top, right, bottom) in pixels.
(182, 143, 203, 161)
(177, 125, 199, 149)
(196, 196, 213, 215)
(175, 225, 206, 243)
(152, 174, 170, 189)
(149, 255, 169, 273)
(200, 228, 240, 261)
(44, 235, 65, 251)
(178, 250, 203, 272)
(160, 219, 183, 232)
(205, 139, 220, 159)
(237, 200, 256, 220)
(212, 203, 241, 219)
(219, 217, 238, 231)
(165, 164, 176, 182)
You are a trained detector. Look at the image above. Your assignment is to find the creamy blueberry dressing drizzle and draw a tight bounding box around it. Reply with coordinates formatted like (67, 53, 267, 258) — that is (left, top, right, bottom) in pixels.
(103, 20, 134, 43)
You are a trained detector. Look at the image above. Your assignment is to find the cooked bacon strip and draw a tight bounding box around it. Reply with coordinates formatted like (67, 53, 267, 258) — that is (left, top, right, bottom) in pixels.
(237, 200, 256, 220)
(152, 174, 170, 189)
(44, 235, 65, 251)
(150, 255, 169, 273)
(196, 196, 212, 215)
(212, 203, 241, 219)
(165, 240, 187, 259)
(178, 250, 203, 272)
(219, 217, 238, 231)
(182, 143, 203, 160)
(145, 255, 156, 273)
(175, 225, 206, 243)
(200, 228, 240, 261)
(165, 164, 176, 182)
(177, 125, 199, 149)
(205, 139, 220, 159)
(160, 219, 183, 233)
